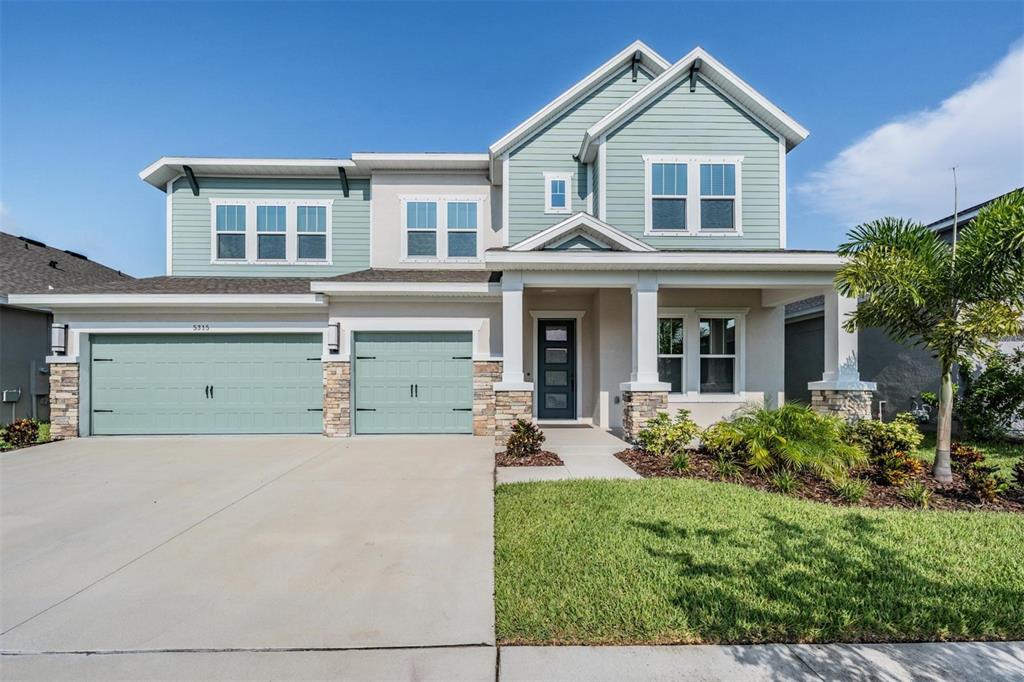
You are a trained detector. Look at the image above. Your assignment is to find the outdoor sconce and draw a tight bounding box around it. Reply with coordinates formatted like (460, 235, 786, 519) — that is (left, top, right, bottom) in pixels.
(51, 323, 68, 356)
(326, 322, 341, 354)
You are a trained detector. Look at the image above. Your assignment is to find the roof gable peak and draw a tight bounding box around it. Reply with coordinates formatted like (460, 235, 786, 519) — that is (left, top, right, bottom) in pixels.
(508, 213, 656, 253)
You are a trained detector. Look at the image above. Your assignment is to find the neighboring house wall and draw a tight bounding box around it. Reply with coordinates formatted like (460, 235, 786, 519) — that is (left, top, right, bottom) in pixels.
(604, 75, 781, 248)
(784, 315, 823, 404)
(170, 177, 370, 277)
(369, 172, 503, 269)
(508, 66, 654, 243)
(0, 305, 51, 425)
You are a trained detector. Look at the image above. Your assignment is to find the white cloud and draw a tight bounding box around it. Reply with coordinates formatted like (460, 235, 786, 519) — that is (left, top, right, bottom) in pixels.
(798, 42, 1024, 225)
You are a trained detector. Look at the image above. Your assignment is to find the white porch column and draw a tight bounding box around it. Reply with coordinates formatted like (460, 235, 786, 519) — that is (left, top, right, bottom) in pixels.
(495, 271, 532, 390)
(808, 289, 876, 419)
(621, 273, 671, 392)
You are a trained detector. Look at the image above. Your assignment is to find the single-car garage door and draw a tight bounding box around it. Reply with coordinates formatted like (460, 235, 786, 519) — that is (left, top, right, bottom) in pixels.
(353, 332, 473, 434)
(90, 333, 323, 435)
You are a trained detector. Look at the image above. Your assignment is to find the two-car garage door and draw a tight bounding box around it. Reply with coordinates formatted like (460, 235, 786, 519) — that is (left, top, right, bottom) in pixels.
(89, 331, 473, 436)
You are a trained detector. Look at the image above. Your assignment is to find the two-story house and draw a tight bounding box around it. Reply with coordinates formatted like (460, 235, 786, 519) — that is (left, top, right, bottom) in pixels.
(10, 43, 876, 445)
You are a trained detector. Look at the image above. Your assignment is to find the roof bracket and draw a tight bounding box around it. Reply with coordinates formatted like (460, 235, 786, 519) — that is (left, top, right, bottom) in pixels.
(183, 165, 200, 196)
(689, 58, 702, 93)
(338, 167, 350, 198)
(631, 51, 641, 82)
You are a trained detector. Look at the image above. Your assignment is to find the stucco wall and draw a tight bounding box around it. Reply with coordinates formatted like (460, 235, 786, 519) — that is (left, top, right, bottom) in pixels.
(369, 172, 503, 268)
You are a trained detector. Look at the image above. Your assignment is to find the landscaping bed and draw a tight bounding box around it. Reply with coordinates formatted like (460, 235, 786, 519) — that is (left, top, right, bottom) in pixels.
(496, 450, 564, 467)
(616, 447, 1024, 513)
(0, 419, 51, 453)
(495, 478, 1024, 645)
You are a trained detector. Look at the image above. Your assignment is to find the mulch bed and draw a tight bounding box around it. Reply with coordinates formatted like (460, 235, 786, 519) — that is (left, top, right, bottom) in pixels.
(496, 450, 564, 467)
(615, 448, 1024, 513)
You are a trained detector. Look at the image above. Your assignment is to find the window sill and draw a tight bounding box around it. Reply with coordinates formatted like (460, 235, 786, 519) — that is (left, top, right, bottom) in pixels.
(400, 257, 483, 264)
(668, 392, 749, 403)
(544, 209, 573, 216)
(210, 259, 334, 266)
(644, 229, 743, 237)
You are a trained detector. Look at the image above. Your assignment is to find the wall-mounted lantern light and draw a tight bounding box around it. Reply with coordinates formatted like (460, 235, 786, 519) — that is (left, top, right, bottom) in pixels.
(51, 323, 68, 356)
(326, 322, 341, 354)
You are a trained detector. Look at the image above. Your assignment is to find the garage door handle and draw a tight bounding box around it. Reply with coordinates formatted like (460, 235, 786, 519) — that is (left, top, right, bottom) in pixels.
(452, 355, 471, 359)
(414, 384, 418, 397)
(205, 385, 210, 399)
(94, 358, 113, 362)
(307, 408, 323, 412)
(356, 408, 376, 412)
(356, 356, 375, 360)
(210, 385, 214, 398)
(452, 408, 471, 412)
(94, 409, 114, 413)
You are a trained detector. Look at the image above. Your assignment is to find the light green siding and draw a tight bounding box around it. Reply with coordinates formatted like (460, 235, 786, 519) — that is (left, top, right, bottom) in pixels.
(90, 333, 323, 435)
(605, 75, 781, 249)
(508, 66, 653, 243)
(353, 332, 472, 434)
(170, 177, 370, 276)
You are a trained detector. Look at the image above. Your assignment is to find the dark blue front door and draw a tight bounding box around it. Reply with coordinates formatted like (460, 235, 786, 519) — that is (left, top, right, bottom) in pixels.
(537, 319, 576, 420)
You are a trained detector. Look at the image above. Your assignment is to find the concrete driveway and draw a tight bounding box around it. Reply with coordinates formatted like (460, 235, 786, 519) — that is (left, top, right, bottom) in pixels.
(1, 435, 494, 673)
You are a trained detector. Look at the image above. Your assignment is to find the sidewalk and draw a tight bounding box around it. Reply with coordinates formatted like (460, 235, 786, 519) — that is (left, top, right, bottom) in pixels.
(496, 425, 640, 484)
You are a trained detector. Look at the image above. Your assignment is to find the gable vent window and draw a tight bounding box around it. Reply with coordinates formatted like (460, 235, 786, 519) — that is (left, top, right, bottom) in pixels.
(297, 205, 328, 260)
(256, 205, 287, 260)
(215, 204, 247, 260)
(651, 163, 687, 231)
(544, 172, 573, 214)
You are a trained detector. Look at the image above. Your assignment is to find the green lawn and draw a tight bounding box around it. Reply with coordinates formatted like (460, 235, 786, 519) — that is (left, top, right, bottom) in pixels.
(495, 478, 1024, 645)
(912, 435, 1022, 476)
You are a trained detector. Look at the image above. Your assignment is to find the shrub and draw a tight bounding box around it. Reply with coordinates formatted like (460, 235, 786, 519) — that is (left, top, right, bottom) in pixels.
(963, 465, 1003, 503)
(874, 450, 924, 487)
(713, 455, 742, 482)
(1013, 458, 1024, 490)
(902, 481, 933, 509)
(722, 403, 866, 479)
(670, 451, 690, 473)
(36, 422, 51, 443)
(505, 419, 545, 458)
(770, 470, 799, 494)
(950, 442, 985, 471)
(4, 419, 39, 448)
(699, 421, 745, 461)
(959, 348, 1024, 441)
(831, 477, 869, 504)
(846, 413, 924, 459)
(636, 410, 700, 457)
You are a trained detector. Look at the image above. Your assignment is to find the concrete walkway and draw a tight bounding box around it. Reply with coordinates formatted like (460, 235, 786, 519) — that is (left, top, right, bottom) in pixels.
(496, 425, 640, 484)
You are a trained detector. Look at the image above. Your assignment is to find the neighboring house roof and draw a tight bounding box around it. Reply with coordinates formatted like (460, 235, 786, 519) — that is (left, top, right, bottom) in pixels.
(785, 295, 825, 319)
(487, 40, 671, 178)
(508, 213, 656, 252)
(579, 47, 809, 163)
(0, 232, 131, 299)
(925, 187, 1022, 236)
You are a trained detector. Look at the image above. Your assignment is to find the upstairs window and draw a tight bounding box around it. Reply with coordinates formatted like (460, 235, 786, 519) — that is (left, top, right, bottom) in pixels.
(256, 205, 287, 260)
(446, 201, 478, 258)
(405, 201, 438, 257)
(657, 316, 684, 393)
(700, 163, 737, 231)
(544, 172, 572, 214)
(297, 205, 328, 260)
(700, 317, 736, 394)
(215, 204, 246, 260)
(650, 162, 687, 231)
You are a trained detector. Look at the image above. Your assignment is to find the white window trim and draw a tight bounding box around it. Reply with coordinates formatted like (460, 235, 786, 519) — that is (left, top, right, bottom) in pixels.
(543, 171, 573, 215)
(399, 195, 484, 263)
(658, 307, 746, 398)
(643, 155, 743, 236)
(209, 198, 334, 265)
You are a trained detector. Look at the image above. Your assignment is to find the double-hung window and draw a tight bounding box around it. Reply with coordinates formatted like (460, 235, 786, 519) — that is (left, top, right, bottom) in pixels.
(402, 197, 481, 261)
(699, 317, 736, 393)
(650, 162, 687, 231)
(215, 204, 247, 260)
(544, 172, 572, 214)
(297, 205, 328, 260)
(657, 317, 684, 393)
(256, 205, 287, 260)
(644, 156, 742, 235)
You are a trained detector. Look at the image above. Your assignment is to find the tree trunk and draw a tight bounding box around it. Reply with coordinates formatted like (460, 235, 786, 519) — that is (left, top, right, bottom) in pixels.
(933, 368, 954, 483)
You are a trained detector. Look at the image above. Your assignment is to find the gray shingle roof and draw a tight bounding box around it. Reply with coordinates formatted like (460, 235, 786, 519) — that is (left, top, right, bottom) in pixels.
(1, 232, 132, 295)
(39, 276, 316, 295)
(322, 269, 501, 283)
(785, 295, 824, 317)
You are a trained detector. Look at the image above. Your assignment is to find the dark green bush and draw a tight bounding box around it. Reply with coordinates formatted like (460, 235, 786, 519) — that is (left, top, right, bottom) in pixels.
(959, 348, 1024, 441)
(636, 410, 700, 457)
(713, 455, 742, 482)
(874, 450, 924, 487)
(950, 442, 985, 471)
(1013, 458, 1024, 489)
(846, 413, 924, 459)
(4, 419, 39, 447)
(699, 421, 745, 461)
(963, 464, 1003, 502)
(670, 451, 690, 473)
(505, 419, 545, 458)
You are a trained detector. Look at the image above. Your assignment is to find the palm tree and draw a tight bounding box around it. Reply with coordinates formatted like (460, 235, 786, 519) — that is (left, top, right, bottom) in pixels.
(835, 189, 1024, 482)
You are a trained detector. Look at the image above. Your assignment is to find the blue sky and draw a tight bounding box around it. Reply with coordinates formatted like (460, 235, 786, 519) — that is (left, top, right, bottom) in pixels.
(2, 1, 1022, 277)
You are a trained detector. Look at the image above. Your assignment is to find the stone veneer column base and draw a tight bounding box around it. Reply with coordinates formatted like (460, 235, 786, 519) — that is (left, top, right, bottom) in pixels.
(494, 390, 533, 449)
(49, 362, 80, 439)
(323, 361, 351, 437)
(811, 389, 873, 421)
(473, 360, 502, 437)
(621, 390, 668, 443)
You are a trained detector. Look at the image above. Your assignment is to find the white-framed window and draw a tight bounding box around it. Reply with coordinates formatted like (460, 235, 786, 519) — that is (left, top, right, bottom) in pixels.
(209, 198, 333, 265)
(643, 155, 742, 235)
(544, 172, 573, 214)
(699, 316, 737, 394)
(401, 196, 482, 262)
(657, 316, 685, 393)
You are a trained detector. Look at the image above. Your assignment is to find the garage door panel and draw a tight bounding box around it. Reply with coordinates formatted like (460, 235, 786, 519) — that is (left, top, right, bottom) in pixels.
(90, 334, 323, 435)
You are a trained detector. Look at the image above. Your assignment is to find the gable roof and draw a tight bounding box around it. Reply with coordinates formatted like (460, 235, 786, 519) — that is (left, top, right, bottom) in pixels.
(578, 47, 809, 162)
(507, 212, 656, 252)
(0, 232, 132, 298)
(488, 41, 670, 177)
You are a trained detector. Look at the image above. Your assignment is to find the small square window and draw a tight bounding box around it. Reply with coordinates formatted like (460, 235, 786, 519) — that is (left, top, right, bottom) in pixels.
(544, 173, 572, 213)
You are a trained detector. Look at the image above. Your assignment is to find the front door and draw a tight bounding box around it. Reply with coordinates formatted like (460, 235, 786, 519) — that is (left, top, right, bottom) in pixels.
(537, 319, 576, 420)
